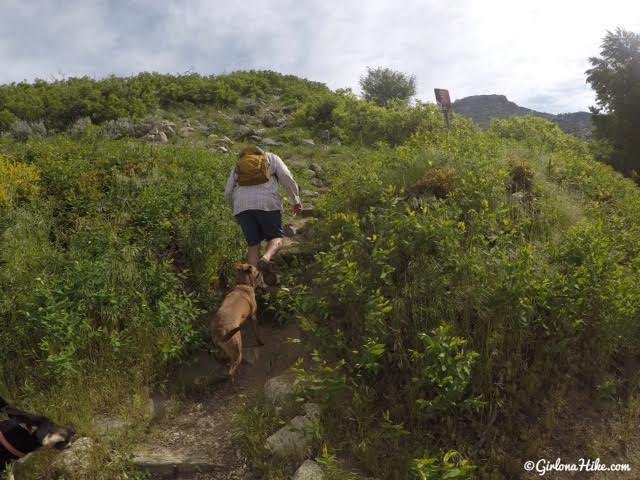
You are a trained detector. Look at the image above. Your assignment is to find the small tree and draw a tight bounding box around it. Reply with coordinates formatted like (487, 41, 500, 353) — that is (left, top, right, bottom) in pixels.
(359, 67, 416, 107)
(586, 28, 640, 175)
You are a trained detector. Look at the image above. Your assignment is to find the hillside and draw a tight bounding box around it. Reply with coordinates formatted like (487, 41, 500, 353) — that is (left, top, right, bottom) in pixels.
(452, 94, 593, 138)
(1, 72, 640, 480)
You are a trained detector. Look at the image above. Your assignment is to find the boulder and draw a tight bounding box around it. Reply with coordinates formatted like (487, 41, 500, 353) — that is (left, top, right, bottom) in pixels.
(265, 415, 314, 458)
(151, 131, 168, 144)
(293, 460, 325, 480)
(310, 178, 324, 187)
(93, 415, 132, 438)
(235, 125, 255, 140)
(283, 104, 298, 114)
(265, 372, 297, 407)
(238, 99, 260, 115)
(302, 139, 316, 146)
(55, 437, 95, 474)
(303, 403, 321, 422)
(178, 126, 195, 138)
(262, 137, 281, 146)
(309, 162, 322, 174)
(261, 111, 280, 128)
(276, 116, 290, 128)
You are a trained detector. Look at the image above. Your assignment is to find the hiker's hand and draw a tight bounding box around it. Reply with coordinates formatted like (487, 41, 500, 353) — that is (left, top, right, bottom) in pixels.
(293, 204, 303, 216)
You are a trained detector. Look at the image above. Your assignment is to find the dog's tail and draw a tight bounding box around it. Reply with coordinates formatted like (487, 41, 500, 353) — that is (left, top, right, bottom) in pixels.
(221, 326, 243, 342)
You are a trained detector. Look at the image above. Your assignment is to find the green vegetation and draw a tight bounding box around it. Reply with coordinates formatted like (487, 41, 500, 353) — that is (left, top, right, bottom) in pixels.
(280, 111, 640, 478)
(587, 28, 640, 176)
(1, 68, 639, 479)
(0, 71, 329, 132)
(359, 66, 417, 107)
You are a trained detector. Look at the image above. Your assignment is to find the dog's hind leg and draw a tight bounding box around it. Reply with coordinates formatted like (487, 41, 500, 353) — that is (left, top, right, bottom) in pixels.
(226, 334, 243, 377)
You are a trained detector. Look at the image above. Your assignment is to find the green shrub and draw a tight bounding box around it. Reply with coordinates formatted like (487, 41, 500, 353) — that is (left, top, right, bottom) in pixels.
(0, 137, 244, 401)
(0, 109, 17, 131)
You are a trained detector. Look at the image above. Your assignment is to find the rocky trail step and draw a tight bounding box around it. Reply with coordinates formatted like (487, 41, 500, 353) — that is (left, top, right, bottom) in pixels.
(132, 213, 318, 479)
(132, 320, 306, 480)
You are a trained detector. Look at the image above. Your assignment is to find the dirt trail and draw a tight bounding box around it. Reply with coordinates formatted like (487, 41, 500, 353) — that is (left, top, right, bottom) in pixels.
(132, 219, 312, 480)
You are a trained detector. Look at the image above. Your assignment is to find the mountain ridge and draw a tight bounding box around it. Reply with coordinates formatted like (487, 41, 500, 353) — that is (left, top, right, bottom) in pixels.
(452, 94, 592, 138)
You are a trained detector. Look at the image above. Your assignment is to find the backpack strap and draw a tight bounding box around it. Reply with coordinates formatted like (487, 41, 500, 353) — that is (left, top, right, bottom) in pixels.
(266, 153, 278, 182)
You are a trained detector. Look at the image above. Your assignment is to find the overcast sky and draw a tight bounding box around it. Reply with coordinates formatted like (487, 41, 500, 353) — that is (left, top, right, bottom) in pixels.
(1, 0, 638, 113)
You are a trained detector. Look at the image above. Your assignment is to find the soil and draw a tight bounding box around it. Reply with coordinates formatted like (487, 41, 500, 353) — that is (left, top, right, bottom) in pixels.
(132, 222, 311, 480)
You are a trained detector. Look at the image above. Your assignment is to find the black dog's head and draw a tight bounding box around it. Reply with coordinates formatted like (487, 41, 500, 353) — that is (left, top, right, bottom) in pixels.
(1, 398, 75, 451)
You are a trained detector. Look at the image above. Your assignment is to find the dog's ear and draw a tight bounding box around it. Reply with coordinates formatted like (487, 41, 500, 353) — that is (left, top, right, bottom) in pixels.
(243, 264, 254, 272)
(234, 262, 243, 270)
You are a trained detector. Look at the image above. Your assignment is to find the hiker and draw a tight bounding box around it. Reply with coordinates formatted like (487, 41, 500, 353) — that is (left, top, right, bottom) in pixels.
(224, 145, 302, 272)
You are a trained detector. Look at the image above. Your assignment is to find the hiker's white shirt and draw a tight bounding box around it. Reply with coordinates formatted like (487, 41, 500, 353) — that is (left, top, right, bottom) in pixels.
(224, 152, 301, 215)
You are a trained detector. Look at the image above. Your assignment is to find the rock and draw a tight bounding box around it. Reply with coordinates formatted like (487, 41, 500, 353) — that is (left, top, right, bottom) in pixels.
(303, 403, 321, 422)
(293, 460, 325, 480)
(309, 162, 322, 174)
(178, 126, 195, 138)
(302, 190, 319, 197)
(144, 131, 168, 143)
(283, 104, 298, 114)
(249, 134, 263, 143)
(132, 122, 153, 137)
(310, 178, 324, 187)
(238, 99, 260, 115)
(210, 135, 233, 146)
(302, 139, 316, 146)
(55, 437, 95, 474)
(261, 111, 281, 128)
(276, 116, 290, 128)
(305, 169, 316, 177)
(262, 137, 281, 146)
(218, 146, 229, 154)
(265, 415, 314, 458)
(235, 125, 255, 140)
(93, 415, 132, 437)
(133, 446, 223, 479)
(265, 372, 297, 407)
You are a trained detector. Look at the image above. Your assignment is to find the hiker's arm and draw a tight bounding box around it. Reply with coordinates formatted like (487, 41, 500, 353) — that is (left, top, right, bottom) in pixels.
(272, 155, 301, 207)
(224, 168, 236, 207)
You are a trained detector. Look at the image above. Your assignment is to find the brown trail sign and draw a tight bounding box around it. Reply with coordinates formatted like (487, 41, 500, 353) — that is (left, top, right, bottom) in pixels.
(434, 88, 452, 129)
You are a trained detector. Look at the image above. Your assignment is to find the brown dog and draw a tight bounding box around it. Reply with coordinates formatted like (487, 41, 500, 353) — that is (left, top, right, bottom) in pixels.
(210, 263, 265, 377)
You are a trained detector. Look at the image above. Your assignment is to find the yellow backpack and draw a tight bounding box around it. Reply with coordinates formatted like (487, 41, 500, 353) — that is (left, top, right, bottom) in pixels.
(236, 145, 271, 186)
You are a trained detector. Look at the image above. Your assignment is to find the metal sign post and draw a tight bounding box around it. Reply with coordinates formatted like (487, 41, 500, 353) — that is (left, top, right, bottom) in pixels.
(434, 88, 452, 129)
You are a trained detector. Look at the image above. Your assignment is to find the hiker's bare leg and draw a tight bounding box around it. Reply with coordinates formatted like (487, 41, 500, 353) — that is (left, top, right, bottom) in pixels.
(262, 237, 283, 262)
(247, 245, 261, 265)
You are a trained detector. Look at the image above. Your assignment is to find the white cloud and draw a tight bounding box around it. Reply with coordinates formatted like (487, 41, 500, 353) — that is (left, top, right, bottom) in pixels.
(0, 0, 638, 112)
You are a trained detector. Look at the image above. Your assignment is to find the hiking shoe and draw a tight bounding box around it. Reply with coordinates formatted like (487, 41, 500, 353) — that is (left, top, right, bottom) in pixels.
(257, 258, 278, 286)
